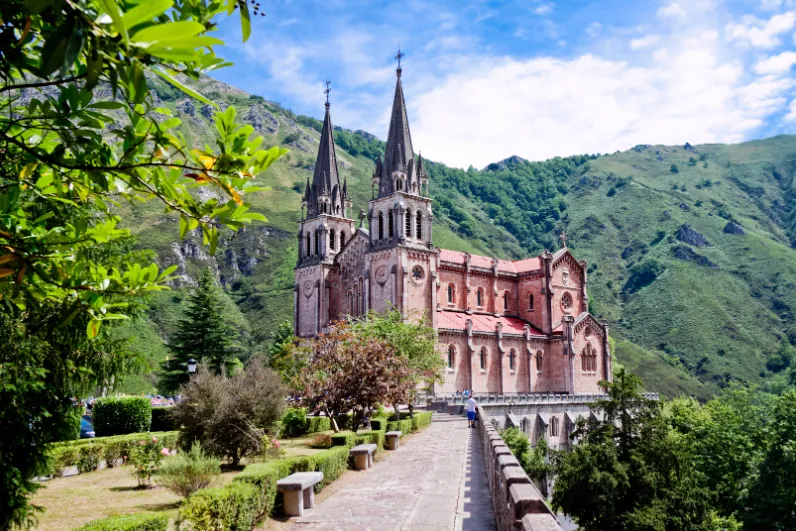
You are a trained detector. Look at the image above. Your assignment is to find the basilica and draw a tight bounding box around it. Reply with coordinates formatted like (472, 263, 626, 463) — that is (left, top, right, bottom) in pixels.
(294, 63, 612, 396)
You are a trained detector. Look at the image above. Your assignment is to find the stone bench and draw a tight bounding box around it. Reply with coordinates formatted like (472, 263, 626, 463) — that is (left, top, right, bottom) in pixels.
(385, 431, 402, 450)
(276, 471, 324, 517)
(349, 443, 377, 470)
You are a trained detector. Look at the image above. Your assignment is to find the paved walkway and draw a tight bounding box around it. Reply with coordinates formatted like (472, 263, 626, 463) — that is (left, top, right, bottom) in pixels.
(287, 414, 497, 531)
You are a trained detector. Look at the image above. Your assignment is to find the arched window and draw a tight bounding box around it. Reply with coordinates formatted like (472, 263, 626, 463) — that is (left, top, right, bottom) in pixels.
(503, 291, 510, 312)
(340, 231, 346, 249)
(480, 347, 487, 370)
(448, 345, 455, 369)
(405, 209, 412, 237)
(347, 290, 353, 314)
(314, 231, 319, 255)
(305, 233, 311, 257)
(354, 285, 360, 316)
(388, 209, 394, 237)
(536, 350, 543, 372)
(521, 417, 530, 435)
(551, 417, 559, 437)
(581, 348, 587, 372)
(329, 229, 336, 251)
(447, 283, 455, 305)
(378, 212, 384, 240)
(529, 294, 534, 311)
(416, 213, 422, 239)
(509, 349, 516, 371)
(476, 288, 484, 308)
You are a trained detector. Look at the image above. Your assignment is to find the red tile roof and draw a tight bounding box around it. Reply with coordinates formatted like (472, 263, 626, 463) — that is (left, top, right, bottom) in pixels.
(438, 248, 541, 274)
(437, 310, 544, 335)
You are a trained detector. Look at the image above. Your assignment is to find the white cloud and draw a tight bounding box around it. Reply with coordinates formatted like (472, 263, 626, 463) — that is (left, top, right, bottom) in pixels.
(754, 51, 796, 73)
(761, 0, 783, 10)
(409, 41, 792, 167)
(630, 35, 659, 49)
(657, 3, 686, 19)
(726, 11, 796, 48)
(532, 3, 555, 15)
(785, 99, 796, 122)
(586, 22, 602, 37)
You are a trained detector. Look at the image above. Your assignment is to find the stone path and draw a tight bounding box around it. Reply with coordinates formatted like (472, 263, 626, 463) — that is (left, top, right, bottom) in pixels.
(287, 413, 497, 531)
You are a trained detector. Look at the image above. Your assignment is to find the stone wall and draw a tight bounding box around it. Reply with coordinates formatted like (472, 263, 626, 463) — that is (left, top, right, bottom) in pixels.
(477, 409, 562, 531)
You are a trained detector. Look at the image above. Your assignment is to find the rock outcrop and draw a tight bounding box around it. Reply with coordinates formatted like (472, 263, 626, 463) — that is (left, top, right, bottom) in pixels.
(723, 222, 745, 235)
(672, 245, 717, 267)
(676, 224, 710, 247)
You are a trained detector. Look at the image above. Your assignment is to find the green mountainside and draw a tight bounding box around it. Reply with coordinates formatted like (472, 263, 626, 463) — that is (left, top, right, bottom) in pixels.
(118, 75, 796, 400)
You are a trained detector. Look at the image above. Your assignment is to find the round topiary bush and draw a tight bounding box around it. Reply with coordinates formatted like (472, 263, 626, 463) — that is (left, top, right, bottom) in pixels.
(93, 397, 152, 436)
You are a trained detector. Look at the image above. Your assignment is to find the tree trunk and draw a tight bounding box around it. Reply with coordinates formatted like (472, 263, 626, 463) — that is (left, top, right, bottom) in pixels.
(393, 403, 401, 421)
(408, 402, 415, 419)
(325, 405, 340, 433)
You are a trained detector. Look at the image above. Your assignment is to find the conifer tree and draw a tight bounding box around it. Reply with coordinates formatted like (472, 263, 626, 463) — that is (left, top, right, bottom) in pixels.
(159, 271, 240, 393)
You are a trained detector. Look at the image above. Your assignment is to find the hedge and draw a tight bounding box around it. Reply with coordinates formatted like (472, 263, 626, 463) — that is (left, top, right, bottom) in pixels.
(280, 408, 333, 438)
(150, 407, 176, 432)
(93, 397, 152, 436)
(386, 418, 413, 436)
(179, 482, 261, 531)
(229, 446, 350, 520)
(46, 431, 179, 476)
(412, 412, 433, 431)
(74, 514, 168, 531)
(307, 416, 331, 434)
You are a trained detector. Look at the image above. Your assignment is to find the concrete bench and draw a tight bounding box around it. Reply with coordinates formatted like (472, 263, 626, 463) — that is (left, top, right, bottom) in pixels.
(349, 443, 378, 470)
(385, 431, 402, 450)
(276, 471, 324, 517)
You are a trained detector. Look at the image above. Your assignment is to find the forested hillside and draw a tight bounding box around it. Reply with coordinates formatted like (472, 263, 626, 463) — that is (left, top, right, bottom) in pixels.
(117, 75, 796, 400)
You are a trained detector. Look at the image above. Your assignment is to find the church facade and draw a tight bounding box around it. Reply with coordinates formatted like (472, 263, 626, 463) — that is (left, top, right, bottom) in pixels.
(294, 64, 612, 396)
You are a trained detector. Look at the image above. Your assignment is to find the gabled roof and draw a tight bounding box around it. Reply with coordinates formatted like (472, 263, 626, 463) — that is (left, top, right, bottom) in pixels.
(438, 249, 541, 274)
(436, 310, 544, 335)
(537, 412, 550, 426)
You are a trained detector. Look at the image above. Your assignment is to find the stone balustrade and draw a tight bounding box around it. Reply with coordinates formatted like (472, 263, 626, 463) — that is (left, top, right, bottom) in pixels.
(477, 409, 562, 531)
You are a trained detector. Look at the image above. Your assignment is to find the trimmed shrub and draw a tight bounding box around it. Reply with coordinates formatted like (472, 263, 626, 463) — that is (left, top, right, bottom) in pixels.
(74, 514, 168, 531)
(300, 447, 349, 488)
(369, 417, 389, 432)
(232, 460, 295, 518)
(386, 419, 413, 435)
(157, 442, 221, 498)
(48, 446, 79, 477)
(93, 397, 152, 437)
(150, 408, 176, 432)
(179, 482, 261, 531)
(355, 430, 385, 449)
(412, 412, 433, 431)
(309, 434, 332, 449)
(76, 444, 103, 473)
(330, 432, 358, 448)
(280, 408, 309, 438)
(307, 416, 331, 434)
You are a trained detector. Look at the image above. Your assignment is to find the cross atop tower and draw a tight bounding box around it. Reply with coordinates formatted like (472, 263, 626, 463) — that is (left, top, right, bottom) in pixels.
(324, 80, 331, 108)
(395, 48, 404, 74)
(559, 231, 568, 249)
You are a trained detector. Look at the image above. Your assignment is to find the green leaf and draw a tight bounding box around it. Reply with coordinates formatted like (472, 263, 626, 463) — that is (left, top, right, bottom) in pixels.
(87, 101, 125, 110)
(121, 0, 173, 29)
(130, 21, 205, 45)
(153, 68, 217, 108)
(87, 319, 101, 339)
(240, 0, 252, 42)
(98, 0, 128, 44)
(26, 0, 53, 15)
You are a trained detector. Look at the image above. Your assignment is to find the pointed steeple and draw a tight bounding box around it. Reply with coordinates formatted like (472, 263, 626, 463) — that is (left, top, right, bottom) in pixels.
(378, 56, 417, 197)
(307, 83, 345, 218)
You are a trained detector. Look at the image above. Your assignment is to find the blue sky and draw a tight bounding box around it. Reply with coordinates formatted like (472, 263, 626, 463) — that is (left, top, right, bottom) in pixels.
(211, 0, 796, 168)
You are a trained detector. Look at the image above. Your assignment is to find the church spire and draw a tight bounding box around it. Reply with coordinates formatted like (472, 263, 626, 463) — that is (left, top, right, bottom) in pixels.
(307, 81, 346, 218)
(377, 51, 417, 197)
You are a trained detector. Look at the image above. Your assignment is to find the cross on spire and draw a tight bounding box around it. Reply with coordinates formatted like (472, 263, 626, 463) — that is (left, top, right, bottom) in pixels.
(324, 80, 331, 108)
(395, 48, 404, 74)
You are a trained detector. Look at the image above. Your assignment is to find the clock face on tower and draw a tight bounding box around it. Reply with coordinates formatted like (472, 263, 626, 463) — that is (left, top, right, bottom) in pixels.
(375, 265, 389, 285)
(411, 265, 425, 283)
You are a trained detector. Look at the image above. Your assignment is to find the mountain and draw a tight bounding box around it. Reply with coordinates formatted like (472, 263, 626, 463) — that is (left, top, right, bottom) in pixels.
(116, 75, 796, 400)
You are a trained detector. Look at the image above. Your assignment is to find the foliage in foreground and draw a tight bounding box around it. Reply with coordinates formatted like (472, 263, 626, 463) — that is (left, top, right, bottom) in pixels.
(0, 0, 281, 526)
(74, 514, 168, 531)
(171, 360, 285, 466)
(157, 442, 221, 498)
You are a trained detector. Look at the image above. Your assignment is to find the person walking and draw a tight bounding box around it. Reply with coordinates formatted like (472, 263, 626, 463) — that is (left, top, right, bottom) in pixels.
(466, 395, 478, 428)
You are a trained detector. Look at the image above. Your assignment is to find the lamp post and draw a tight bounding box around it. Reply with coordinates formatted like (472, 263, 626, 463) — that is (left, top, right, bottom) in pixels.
(187, 358, 198, 374)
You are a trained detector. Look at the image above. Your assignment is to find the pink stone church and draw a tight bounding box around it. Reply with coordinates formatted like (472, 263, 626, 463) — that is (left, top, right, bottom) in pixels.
(295, 64, 613, 396)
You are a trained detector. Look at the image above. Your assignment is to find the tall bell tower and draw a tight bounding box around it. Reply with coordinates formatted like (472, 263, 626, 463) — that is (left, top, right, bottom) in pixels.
(295, 84, 356, 337)
(366, 52, 438, 324)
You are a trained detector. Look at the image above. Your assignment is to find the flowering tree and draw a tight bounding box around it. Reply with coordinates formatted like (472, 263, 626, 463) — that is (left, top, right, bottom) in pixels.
(292, 320, 413, 432)
(128, 436, 168, 488)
